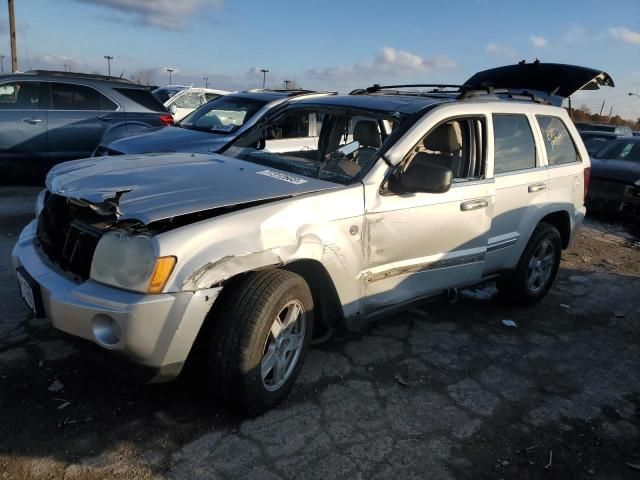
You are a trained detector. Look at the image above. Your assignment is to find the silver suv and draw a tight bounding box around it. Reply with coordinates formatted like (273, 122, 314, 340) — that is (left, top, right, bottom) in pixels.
(12, 63, 613, 414)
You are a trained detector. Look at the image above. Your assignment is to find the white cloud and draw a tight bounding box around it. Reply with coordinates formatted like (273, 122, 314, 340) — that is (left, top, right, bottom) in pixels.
(609, 26, 640, 45)
(485, 42, 517, 60)
(73, 0, 223, 30)
(306, 47, 457, 83)
(564, 24, 587, 44)
(529, 35, 548, 48)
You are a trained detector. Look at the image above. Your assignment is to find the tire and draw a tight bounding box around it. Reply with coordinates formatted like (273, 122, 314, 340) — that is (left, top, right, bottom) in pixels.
(497, 223, 562, 306)
(208, 269, 314, 415)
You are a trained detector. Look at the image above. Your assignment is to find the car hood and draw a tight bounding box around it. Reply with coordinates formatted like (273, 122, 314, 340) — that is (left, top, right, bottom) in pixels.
(590, 158, 640, 184)
(106, 126, 233, 155)
(46, 153, 341, 224)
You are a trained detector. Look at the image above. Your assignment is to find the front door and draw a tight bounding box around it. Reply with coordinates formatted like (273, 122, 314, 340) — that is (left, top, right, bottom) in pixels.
(363, 117, 494, 309)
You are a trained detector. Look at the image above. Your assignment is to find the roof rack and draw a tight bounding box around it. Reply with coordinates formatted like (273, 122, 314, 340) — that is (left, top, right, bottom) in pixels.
(350, 83, 555, 105)
(350, 84, 465, 95)
(24, 70, 137, 84)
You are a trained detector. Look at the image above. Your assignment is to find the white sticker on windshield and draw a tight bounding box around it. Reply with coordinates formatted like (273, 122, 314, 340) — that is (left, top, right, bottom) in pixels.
(256, 169, 308, 185)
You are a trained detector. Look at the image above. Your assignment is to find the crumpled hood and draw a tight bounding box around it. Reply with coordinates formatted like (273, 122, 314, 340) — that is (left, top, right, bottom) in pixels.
(590, 158, 640, 184)
(46, 153, 341, 224)
(106, 126, 232, 155)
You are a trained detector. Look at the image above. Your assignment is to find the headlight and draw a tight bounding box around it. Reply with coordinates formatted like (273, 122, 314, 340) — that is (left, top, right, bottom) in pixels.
(90, 230, 176, 293)
(35, 189, 47, 217)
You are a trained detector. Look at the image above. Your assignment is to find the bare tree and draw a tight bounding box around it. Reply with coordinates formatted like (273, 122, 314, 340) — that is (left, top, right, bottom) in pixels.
(282, 79, 301, 90)
(130, 68, 156, 86)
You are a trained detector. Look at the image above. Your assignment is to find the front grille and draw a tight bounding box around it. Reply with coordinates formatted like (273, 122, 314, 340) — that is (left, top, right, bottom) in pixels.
(37, 194, 103, 280)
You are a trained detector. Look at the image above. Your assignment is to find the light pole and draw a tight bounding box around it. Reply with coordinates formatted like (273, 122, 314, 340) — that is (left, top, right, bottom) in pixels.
(104, 55, 113, 77)
(167, 68, 174, 84)
(260, 68, 269, 89)
(0, 55, 4, 73)
(203, 76, 209, 88)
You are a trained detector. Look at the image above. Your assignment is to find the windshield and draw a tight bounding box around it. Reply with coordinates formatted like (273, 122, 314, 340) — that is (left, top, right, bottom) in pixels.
(581, 134, 616, 154)
(593, 139, 640, 162)
(179, 96, 267, 134)
(153, 87, 186, 104)
(222, 106, 404, 185)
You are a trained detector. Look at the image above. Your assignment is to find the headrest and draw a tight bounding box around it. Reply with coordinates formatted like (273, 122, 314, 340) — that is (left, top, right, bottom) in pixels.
(423, 123, 461, 153)
(353, 120, 381, 148)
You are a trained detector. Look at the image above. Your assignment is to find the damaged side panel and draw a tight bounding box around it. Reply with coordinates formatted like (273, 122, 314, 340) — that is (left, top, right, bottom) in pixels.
(157, 185, 367, 318)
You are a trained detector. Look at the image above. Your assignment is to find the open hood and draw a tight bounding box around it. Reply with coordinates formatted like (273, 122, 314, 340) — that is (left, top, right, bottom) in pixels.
(45, 153, 341, 224)
(464, 62, 614, 98)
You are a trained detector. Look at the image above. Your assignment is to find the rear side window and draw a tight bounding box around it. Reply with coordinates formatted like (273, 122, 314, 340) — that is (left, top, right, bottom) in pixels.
(115, 88, 167, 112)
(537, 116, 580, 165)
(492, 114, 537, 174)
(0, 81, 42, 109)
(50, 83, 116, 111)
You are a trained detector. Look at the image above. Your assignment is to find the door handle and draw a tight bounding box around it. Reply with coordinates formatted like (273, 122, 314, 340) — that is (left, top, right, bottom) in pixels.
(22, 117, 43, 124)
(460, 199, 488, 211)
(528, 183, 547, 193)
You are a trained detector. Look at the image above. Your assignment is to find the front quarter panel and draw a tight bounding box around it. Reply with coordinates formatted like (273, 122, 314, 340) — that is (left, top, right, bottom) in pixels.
(156, 185, 366, 316)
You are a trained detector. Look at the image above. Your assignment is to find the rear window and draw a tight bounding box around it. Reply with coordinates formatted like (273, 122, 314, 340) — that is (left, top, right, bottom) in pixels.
(115, 88, 167, 113)
(594, 140, 640, 162)
(536, 116, 580, 166)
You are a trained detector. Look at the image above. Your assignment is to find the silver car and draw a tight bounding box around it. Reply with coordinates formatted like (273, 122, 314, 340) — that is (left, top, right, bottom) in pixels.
(12, 63, 612, 415)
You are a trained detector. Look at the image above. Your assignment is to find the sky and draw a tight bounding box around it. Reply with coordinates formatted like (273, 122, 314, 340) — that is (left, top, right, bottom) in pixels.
(1, 0, 639, 121)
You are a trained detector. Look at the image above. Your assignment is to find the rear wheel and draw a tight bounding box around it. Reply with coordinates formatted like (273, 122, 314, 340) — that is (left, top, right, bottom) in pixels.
(208, 269, 313, 415)
(497, 223, 562, 306)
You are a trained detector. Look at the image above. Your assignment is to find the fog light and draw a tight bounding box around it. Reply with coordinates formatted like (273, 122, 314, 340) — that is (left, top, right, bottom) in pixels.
(92, 314, 121, 347)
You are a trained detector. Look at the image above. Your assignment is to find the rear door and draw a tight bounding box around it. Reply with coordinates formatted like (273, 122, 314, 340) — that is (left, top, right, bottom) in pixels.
(45, 82, 120, 162)
(0, 80, 48, 172)
(483, 111, 549, 274)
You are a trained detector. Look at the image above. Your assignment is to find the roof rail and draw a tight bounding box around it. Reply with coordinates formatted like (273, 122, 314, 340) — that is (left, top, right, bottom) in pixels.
(350, 84, 466, 95)
(24, 70, 137, 84)
(244, 88, 336, 97)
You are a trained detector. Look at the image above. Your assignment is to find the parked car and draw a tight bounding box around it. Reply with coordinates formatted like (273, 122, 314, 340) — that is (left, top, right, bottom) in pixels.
(93, 89, 332, 157)
(0, 70, 173, 176)
(574, 122, 633, 136)
(13, 62, 610, 414)
(587, 136, 640, 214)
(579, 131, 620, 155)
(152, 85, 189, 103)
(163, 87, 231, 122)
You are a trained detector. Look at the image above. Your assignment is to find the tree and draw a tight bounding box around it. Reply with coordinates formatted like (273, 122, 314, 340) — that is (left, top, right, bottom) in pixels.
(282, 79, 301, 90)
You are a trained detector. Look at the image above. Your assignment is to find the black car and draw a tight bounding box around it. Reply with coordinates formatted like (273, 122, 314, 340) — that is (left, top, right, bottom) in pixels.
(0, 70, 174, 176)
(579, 131, 620, 155)
(588, 137, 640, 215)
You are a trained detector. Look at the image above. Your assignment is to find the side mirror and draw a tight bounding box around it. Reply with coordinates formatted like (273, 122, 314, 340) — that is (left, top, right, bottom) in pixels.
(169, 104, 177, 115)
(390, 153, 453, 194)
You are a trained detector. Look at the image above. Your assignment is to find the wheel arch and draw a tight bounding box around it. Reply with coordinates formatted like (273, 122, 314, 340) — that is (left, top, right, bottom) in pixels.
(538, 210, 572, 249)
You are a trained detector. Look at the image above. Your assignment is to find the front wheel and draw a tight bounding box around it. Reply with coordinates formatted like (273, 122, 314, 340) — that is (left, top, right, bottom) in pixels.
(208, 269, 313, 415)
(497, 223, 562, 306)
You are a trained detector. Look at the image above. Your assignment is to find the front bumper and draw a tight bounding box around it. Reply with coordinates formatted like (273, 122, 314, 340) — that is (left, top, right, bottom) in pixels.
(12, 220, 222, 380)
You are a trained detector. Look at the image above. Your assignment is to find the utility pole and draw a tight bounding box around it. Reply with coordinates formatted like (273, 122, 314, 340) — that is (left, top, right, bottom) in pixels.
(203, 76, 209, 88)
(567, 96, 572, 120)
(260, 68, 268, 89)
(0, 55, 5, 73)
(8, 0, 17, 72)
(104, 55, 113, 77)
(599, 100, 605, 116)
(608, 105, 613, 122)
(166, 68, 174, 84)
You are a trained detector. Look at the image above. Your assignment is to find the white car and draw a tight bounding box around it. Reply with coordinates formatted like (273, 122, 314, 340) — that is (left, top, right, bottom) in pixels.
(163, 87, 231, 122)
(13, 63, 612, 415)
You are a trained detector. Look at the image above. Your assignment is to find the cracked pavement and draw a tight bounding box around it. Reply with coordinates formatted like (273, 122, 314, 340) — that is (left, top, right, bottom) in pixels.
(0, 186, 639, 479)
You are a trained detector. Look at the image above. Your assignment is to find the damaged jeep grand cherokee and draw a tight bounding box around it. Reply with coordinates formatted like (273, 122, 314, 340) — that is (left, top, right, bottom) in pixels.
(12, 63, 613, 414)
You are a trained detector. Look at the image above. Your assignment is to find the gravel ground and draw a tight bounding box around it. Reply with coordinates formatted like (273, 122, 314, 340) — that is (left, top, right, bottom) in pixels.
(0, 186, 639, 480)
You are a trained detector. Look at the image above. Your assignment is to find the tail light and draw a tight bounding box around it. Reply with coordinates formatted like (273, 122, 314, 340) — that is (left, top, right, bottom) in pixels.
(583, 166, 591, 201)
(159, 114, 174, 126)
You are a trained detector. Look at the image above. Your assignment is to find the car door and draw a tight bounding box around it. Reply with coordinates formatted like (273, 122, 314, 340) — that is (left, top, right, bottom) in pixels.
(363, 116, 494, 309)
(45, 82, 119, 162)
(0, 80, 48, 171)
(483, 112, 549, 274)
